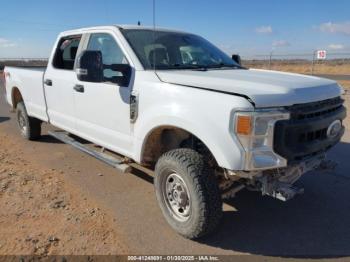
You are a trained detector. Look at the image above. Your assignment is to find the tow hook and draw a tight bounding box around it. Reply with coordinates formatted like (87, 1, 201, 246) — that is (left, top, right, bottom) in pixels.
(267, 182, 304, 202)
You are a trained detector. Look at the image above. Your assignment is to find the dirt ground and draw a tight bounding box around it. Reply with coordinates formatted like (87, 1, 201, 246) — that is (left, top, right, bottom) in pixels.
(0, 132, 129, 256)
(338, 80, 350, 89)
(244, 61, 350, 75)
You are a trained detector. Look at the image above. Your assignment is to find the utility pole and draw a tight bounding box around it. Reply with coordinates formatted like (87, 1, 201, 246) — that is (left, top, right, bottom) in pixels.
(268, 51, 273, 70)
(311, 50, 316, 75)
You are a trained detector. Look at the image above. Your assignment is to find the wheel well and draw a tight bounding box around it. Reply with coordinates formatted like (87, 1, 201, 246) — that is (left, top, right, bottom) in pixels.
(141, 126, 217, 167)
(11, 87, 23, 109)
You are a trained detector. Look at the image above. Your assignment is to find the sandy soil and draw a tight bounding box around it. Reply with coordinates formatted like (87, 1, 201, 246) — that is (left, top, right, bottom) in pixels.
(244, 62, 350, 75)
(0, 132, 129, 256)
(338, 80, 350, 89)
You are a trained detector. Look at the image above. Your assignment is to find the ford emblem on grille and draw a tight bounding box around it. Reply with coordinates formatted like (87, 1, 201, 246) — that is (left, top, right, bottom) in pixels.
(327, 120, 342, 139)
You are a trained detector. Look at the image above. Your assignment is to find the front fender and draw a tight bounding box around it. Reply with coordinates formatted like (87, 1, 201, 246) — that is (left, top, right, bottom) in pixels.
(133, 91, 253, 170)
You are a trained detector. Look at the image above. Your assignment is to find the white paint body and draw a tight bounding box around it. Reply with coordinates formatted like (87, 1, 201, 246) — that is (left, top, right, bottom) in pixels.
(4, 25, 343, 171)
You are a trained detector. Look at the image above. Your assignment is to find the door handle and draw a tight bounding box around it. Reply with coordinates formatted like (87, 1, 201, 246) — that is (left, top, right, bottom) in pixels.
(73, 84, 84, 93)
(44, 79, 52, 86)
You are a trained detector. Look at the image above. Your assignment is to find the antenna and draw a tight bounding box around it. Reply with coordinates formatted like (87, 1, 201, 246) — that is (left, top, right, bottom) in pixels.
(151, 0, 163, 82)
(153, 0, 156, 31)
(152, 0, 156, 72)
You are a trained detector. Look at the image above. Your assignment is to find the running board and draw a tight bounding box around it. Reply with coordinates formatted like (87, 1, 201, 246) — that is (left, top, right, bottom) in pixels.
(48, 131, 132, 173)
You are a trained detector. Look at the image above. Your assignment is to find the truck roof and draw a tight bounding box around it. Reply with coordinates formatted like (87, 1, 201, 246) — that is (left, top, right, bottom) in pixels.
(60, 24, 188, 36)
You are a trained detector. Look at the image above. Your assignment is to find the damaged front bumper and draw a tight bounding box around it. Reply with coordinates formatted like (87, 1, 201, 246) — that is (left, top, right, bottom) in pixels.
(225, 154, 337, 201)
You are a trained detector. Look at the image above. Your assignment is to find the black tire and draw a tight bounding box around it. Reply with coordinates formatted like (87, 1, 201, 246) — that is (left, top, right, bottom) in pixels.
(16, 102, 41, 140)
(154, 148, 222, 239)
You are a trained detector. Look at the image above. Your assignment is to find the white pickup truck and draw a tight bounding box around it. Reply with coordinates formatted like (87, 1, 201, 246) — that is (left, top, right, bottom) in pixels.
(3, 25, 346, 239)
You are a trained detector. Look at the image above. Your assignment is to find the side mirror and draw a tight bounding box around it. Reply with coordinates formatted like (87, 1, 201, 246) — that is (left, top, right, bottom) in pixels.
(232, 54, 242, 66)
(76, 50, 104, 82)
(105, 64, 132, 86)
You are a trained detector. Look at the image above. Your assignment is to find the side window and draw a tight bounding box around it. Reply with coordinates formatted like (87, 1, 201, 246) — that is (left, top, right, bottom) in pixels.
(87, 33, 128, 82)
(53, 35, 82, 70)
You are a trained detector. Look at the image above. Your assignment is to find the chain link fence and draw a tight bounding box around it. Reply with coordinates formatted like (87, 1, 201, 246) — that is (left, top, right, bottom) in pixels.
(1, 52, 349, 76)
(241, 52, 350, 76)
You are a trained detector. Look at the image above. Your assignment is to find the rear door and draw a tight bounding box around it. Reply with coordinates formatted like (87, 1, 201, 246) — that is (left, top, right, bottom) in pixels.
(73, 32, 134, 156)
(44, 35, 83, 133)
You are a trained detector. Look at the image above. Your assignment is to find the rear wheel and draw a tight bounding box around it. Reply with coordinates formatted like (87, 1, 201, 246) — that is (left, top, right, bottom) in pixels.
(16, 102, 41, 140)
(154, 148, 222, 239)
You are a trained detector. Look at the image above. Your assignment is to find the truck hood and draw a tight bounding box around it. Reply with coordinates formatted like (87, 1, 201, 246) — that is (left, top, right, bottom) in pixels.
(156, 68, 342, 107)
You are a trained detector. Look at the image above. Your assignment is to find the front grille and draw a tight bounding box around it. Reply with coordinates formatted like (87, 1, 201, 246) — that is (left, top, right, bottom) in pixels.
(274, 97, 346, 162)
(290, 96, 343, 120)
(298, 128, 327, 143)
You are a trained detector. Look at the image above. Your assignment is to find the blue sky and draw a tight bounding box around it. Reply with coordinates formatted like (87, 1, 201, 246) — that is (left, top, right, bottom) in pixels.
(0, 0, 349, 58)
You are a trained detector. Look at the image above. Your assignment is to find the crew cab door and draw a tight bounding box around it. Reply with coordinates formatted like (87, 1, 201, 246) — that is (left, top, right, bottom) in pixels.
(44, 35, 82, 133)
(73, 32, 133, 156)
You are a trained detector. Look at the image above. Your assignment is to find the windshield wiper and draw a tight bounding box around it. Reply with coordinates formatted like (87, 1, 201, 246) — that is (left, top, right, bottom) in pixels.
(169, 64, 208, 71)
(208, 63, 245, 69)
(168, 63, 245, 70)
(158, 63, 245, 71)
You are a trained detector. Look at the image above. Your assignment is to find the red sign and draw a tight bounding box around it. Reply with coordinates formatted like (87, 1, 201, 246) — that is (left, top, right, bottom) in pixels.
(317, 50, 327, 60)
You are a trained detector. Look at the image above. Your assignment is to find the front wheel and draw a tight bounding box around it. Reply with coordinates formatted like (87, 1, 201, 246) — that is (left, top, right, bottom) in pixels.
(154, 148, 222, 239)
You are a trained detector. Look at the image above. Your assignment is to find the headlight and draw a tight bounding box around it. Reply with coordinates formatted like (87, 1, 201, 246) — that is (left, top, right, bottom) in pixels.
(235, 110, 290, 170)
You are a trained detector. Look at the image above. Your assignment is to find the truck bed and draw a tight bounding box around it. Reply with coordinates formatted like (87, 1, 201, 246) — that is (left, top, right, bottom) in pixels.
(4, 66, 48, 122)
(6, 66, 46, 71)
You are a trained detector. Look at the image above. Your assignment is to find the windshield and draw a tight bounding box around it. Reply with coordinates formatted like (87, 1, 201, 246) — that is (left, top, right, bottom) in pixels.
(121, 29, 242, 70)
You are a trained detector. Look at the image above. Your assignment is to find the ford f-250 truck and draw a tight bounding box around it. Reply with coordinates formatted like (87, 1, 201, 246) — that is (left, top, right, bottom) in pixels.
(3, 25, 346, 239)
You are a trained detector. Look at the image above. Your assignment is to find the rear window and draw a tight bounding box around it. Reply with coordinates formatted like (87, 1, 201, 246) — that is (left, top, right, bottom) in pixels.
(52, 35, 82, 70)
